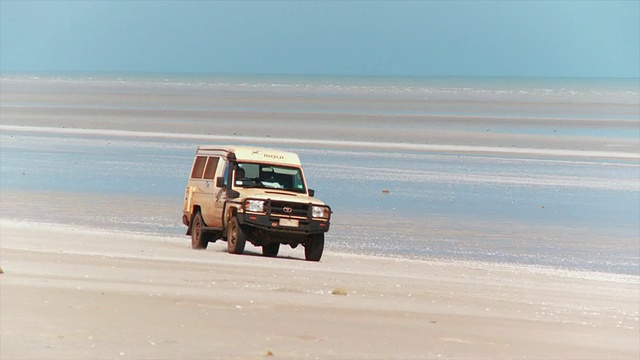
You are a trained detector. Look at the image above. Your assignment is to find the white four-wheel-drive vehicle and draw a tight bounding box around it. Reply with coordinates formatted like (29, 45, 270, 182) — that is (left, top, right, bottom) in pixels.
(182, 146, 331, 261)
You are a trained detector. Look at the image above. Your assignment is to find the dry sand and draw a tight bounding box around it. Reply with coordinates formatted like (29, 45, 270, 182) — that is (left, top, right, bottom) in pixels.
(1, 220, 638, 360)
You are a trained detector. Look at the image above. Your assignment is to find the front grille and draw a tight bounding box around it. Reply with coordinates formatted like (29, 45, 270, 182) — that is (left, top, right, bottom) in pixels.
(270, 201, 309, 219)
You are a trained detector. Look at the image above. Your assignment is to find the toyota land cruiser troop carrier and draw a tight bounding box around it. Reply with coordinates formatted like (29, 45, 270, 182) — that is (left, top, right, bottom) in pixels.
(182, 146, 331, 261)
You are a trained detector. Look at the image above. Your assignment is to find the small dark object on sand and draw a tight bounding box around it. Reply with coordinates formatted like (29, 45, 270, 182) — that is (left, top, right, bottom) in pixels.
(332, 288, 348, 296)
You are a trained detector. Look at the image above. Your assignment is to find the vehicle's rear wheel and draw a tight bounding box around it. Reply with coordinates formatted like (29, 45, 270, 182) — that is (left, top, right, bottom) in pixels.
(227, 217, 246, 254)
(262, 242, 280, 257)
(304, 233, 324, 262)
(191, 212, 208, 250)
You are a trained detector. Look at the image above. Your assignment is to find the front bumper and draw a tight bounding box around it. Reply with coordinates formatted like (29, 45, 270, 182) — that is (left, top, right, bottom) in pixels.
(237, 212, 330, 234)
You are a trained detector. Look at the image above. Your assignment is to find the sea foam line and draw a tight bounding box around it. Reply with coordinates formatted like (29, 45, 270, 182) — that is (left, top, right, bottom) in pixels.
(1, 125, 639, 160)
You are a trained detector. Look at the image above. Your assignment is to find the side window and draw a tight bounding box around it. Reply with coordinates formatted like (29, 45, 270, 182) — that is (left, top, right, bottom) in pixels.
(190, 156, 207, 179)
(294, 173, 304, 190)
(203, 157, 219, 180)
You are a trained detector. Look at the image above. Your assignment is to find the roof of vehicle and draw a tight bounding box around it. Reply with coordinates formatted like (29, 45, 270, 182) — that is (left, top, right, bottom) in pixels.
(196, 145, 302, 167)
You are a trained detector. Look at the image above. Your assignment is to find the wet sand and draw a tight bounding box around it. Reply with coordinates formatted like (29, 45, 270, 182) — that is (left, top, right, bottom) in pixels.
(1, 77, 639, 156)
(1, 220, 638, 360)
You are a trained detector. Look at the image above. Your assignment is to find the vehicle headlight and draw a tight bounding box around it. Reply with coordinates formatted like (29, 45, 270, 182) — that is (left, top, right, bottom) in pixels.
(245, 200, 265, 213)
(311, 205, 330, 219)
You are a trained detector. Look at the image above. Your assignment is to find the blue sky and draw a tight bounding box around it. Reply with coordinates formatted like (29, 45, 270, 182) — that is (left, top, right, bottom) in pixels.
(1, 0, 638, 78)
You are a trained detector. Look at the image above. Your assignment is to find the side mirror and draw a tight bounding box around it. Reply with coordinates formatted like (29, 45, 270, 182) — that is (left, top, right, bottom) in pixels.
(216, 177, 225, 188)
(308, 189, 315, 197)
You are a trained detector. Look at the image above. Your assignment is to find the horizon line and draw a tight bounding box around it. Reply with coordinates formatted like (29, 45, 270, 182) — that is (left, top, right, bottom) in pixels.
(1, 70, 639, 81)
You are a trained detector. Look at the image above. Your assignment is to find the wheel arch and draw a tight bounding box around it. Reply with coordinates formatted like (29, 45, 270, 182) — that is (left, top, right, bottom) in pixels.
(222, 205, 239, 237)
(186, 205, 202, 236)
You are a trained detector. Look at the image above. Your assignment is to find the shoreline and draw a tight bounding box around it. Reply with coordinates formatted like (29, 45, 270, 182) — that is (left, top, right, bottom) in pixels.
(1, 219, 637, 284)
(1, 217, 638, 280)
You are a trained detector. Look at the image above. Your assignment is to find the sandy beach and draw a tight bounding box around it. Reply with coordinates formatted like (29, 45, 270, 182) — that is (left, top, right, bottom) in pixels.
(1, 220, 638, 360)
(1, 75, 639, 359)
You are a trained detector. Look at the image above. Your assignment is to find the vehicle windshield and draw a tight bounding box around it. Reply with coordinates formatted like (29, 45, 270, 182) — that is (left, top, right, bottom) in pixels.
(234, 162, 306, 193)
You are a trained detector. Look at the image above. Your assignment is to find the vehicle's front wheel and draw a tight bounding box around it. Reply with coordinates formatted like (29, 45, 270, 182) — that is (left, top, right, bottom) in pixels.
(191, 212, 208, 250)
(304, 233, 324, 262)
(227, 217, 246, 254)
(262, 242, 280, 257)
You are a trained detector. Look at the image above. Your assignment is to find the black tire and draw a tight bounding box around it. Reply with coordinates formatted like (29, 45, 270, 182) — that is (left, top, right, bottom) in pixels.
(227, 217, 246, 254)
(262, 242, 280, 257)
(191, 212, 208, 250)
(304, 233, 324, 262)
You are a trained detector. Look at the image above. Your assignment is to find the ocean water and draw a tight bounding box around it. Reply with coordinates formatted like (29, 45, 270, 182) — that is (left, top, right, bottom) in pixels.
(1, 73, 639, 274)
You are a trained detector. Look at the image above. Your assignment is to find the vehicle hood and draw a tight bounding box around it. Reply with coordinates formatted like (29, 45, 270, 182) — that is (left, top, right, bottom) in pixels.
(236, 188, 327, 206)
